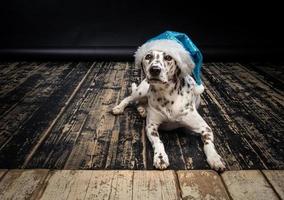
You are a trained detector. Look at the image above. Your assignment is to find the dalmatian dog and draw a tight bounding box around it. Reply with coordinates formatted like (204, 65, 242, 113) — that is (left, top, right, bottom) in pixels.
(112, 49, 226, 172)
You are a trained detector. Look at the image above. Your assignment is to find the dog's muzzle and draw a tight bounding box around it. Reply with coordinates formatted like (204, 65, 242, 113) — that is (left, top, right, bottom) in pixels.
(149, 65, 161, 77)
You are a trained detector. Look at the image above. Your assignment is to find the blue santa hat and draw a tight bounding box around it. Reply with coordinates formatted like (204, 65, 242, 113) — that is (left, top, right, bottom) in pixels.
(135, 31, 204, 94)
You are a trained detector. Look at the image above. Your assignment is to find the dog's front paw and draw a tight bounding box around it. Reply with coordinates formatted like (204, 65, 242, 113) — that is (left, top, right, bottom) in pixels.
(112, 105, 124, 115)
(153, 151, 169, 170)
(207, 154, 226, 172)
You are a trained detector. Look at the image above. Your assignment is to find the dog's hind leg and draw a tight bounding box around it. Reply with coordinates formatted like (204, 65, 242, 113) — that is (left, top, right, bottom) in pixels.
(112, 79, 149, 115)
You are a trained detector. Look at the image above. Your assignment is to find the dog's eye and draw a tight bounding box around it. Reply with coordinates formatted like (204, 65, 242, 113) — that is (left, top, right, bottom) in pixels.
(164, 55, 172, 61)
(145, 54, 153, 60)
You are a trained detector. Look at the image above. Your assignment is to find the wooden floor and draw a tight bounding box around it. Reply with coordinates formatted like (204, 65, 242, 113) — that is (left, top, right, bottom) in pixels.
(0, 62, 283, 170)
(0, 169, 283, 200)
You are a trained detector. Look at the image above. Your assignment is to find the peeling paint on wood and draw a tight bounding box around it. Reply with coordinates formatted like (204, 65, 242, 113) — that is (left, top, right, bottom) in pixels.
(177, 170, 230, 200)
(0, 62, 283, 170)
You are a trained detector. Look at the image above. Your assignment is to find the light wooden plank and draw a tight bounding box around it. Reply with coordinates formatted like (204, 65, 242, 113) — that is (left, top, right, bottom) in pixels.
(177, 170, 230, 200)
(133, 170, 180, 200)
(263, 170, 284, 199)
(38, 170, 93, 200)
(0, 169, 48, 200)
(84, 170, 133, 200)
(222, 170, 279, 200)
(84, 171, 114, 199)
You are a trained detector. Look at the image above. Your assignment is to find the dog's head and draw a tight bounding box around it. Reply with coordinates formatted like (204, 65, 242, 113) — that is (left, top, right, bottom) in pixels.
(135, 39, 195, 86)
(141, 50, 179, 84)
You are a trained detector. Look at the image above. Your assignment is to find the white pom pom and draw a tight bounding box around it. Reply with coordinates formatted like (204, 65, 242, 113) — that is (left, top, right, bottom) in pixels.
(193, 84, 204, 95)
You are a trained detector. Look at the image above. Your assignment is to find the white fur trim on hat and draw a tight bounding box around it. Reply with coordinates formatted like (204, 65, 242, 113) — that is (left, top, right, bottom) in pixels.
(193, 84, 204, 95)
(134, 39, 195, 77)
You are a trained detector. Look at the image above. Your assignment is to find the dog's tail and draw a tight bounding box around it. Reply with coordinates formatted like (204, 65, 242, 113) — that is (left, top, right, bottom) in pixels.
(131, 83, 137, 94)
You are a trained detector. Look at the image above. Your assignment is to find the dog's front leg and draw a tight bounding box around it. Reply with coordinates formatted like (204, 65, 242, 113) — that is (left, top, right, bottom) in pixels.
(146, 116, 169, 170)
(181, 111, 226, 172)
(112, 79, 149, 115)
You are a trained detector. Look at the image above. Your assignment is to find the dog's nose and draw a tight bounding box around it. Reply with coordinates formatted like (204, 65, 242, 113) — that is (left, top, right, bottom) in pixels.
(149, 66, 161, 76)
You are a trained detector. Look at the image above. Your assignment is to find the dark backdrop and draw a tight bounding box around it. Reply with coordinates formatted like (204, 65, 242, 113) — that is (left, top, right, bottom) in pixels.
(0, 0, 283, 61)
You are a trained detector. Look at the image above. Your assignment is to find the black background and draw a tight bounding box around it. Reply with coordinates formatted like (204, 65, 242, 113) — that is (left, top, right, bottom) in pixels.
(0, 0, 283, 61)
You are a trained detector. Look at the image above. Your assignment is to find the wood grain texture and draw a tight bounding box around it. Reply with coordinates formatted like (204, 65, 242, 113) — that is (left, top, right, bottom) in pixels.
(132, 170, 180, 200)
(0, 62, 283, 170)
(84, 170, 133, 200)
(36, 170, 93, 200)
(177, 170, 230, 200)
(262, 170, 284, 199)
(0, 169, 48, 200)
(221, 170, 279, 200)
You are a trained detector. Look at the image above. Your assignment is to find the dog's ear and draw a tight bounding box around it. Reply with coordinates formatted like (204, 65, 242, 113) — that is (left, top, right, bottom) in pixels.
(175, 51, 195, 77)
(172, 64, 182, 82)
(140, 61, 146, 75)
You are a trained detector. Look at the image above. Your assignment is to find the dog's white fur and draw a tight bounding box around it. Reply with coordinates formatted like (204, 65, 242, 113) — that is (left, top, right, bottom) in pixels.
(112, 50, 225, 171)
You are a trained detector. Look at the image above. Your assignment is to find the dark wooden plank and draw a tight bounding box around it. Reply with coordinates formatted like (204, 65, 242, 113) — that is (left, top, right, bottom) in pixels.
(158, 130, 187, 170)
(245, 63, 284, 91)
(112, 63, 147, 169)
(178, 130, 210, 169)
(62, 62, 132, 169)
(0, 62, 75, 148)
(0, 62, 91, 168)
(25, 62, 98, 168)
(200, 63, 284, 169)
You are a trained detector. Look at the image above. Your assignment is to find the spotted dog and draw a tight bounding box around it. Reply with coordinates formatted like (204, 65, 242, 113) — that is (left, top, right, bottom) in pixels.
(112, 50, 226, 172)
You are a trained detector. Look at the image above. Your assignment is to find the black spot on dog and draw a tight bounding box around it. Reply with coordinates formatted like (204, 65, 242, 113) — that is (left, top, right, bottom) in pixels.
(171, 101, 174, 104)
(157, 98, 162, 102)
(181, 78, 185, 87)
(202, 133, 211, 142)
(139, 92, 142, 95)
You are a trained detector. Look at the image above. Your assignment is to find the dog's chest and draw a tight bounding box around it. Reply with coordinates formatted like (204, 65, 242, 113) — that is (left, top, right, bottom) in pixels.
(148, 83, 196, 121)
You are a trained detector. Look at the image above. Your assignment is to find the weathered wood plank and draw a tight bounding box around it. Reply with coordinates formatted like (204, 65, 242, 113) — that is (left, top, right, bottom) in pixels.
(245, 63, 284, 91)
(83, 170, 133, 200)
(202, 63, 283, 169)
(177, 170, 230, 200)
(222, 170, 279, 200)
(262, 170, 284, 199)
(132, 170, 180, 200)
(0, 62, 91, 168)
(178, 130, 210, 169)
(0, 169, 48, 200)
(63, 62, 129, 169)
(23, 62, 97, 168)
(159, 130, 187, 170)
(0, 62, 70, 116)
(36, 170, 93, 200)
(113, 63, 146, 169)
